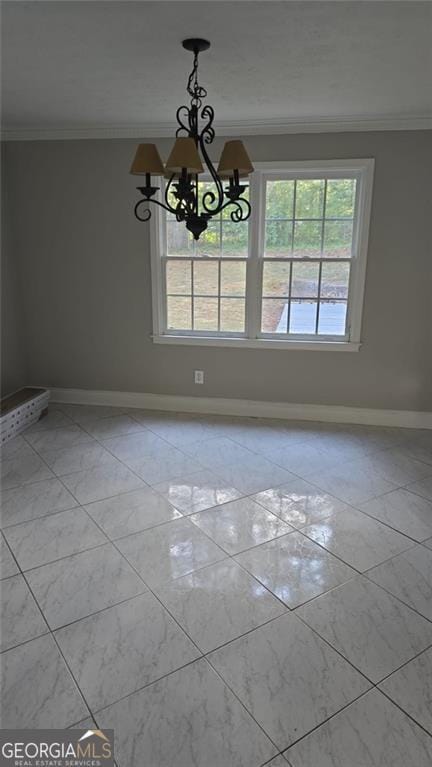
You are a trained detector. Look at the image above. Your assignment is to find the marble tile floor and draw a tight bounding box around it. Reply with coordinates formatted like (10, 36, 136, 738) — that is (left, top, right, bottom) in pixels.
(1, 404, 432, 766)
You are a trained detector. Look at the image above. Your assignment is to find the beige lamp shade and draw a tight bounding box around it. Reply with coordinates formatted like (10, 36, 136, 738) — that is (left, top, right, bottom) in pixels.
(130, 144, 165, 175)
(217, 140, 254, 178)
(165, 137, 204, 175)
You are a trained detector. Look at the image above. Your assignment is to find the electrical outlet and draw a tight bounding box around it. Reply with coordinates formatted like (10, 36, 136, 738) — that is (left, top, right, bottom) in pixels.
(194, 370, 204, 384)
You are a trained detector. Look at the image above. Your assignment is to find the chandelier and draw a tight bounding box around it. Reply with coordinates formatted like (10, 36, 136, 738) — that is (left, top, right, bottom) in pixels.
(130, 39, 253, 240)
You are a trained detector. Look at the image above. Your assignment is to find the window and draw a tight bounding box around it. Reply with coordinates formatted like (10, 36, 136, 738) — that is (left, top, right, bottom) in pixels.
(150, 159, 374, 350)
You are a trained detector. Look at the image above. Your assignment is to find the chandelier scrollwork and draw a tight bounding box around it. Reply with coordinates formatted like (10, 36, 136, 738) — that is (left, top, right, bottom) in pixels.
(130, 39, 253, 240)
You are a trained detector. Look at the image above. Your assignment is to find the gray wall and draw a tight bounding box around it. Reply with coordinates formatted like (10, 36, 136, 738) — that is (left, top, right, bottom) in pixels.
(1, 150, 26, 396)
(3, 130, 431, 410)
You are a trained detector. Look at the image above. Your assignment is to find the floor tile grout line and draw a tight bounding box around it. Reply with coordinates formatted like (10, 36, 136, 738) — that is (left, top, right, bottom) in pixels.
(106, 534, 208, 657)
(5, 411, 432, 742)
(5, 438, 432, 753)
(0, 589, 151, 646)
(0, 528, 21, 575)
(56, 417, 219, 503)
(299, 524, 417, 576)
(348, 502, 432, 544)
(68, 412, 306, 564)
(8, 575, 429, 761)
(225, 426, 424, 476)
(199, 656, 283, 755)
(149, 551, 290, 618)
(235, 475, 432, 553)
(232, 545, 358, 610)
(2, 538, 112, 576)
(290, 558, 432, 635)
(8, 414, 429, 547)
(2, 502, 89, 532)
(374, 641, 432, 688)
(77, 549, 374, 747)
(89, 512, 315, 746)
(6, 440, 429, 639)
(293, 606, 432, 691)
(78, 502, 289, 754)
(362, 560, 432, 626)
(1, 481, 186, 731)
(6, 551, 95, 724)
(280, 686, 377, 754)
(84, 412, 311, 499)
(85, 506, 212, 664)
(5, 429, 428, 628)
(206, 646, 372, 758)
(293, 608, 386, 687)
(377, 677, 432, 739)
(90, 652, 282, 761)
(17, 534, 423, 728)
(0, 627, 51, 655)
(404, 483, 432, 504)
(90, 414, 224, 475)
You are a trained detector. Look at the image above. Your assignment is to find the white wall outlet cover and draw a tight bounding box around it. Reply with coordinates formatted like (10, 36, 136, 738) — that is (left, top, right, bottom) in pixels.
(194, 370, 204, 384)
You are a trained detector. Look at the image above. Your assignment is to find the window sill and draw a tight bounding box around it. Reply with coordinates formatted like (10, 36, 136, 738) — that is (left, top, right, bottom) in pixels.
(152, 334, 361, 352)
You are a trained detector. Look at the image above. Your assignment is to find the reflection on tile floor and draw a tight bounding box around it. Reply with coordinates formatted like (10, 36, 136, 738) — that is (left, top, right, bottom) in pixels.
(1, 405, 432, 765)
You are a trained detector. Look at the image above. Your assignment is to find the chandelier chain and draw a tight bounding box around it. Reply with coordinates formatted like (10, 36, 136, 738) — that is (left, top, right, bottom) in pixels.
(187, 51, 207, 107)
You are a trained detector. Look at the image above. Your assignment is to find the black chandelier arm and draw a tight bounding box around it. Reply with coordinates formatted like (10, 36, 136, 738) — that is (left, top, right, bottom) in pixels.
(219, 195, 252, 223)
(198, 139, 225, 216)
(134, 195, 186, 223)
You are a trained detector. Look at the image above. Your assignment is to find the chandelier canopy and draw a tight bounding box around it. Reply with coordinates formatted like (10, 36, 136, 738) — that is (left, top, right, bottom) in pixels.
(130, 39, 253, 240)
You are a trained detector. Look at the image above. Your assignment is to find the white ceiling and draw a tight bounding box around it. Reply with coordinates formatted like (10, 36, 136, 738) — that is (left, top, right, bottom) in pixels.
(2, 0, 431, 139)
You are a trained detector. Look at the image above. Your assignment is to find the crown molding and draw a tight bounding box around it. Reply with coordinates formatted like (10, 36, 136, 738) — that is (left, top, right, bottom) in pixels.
(1, 114, 431, 141)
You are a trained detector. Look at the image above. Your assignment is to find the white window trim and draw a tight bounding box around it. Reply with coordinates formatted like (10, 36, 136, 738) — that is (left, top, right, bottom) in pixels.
(149, 158, 374, 351)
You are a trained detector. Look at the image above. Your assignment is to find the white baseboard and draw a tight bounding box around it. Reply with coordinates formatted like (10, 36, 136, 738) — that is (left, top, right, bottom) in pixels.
(48, 387, 432, 430)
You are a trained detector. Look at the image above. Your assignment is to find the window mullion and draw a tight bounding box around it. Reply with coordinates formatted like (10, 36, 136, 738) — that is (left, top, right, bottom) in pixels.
(217, 258, 221, 332)
(191, 258, 195, 331)
(245, 171, 264, 339)
(286, 260, 293, 333)
(315, 179, 327, 334)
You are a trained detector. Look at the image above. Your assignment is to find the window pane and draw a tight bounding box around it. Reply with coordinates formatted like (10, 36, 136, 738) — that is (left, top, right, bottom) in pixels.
(262, 261, 290, 297)
(289, 301, 317, 333)
(261, 299, 287, 333)
(167, 296, 191, 330)
(265, 180, 295, 219)
(167, 221, 193, 256)
(293, 220, 322, 257)
(326, 179, 356, 218)
(321, 262, 350, 299)
(166, 260, 191, 295)
(265, 220, 292, 257)
(295, 180, 325, 218)
(196, 222, 221, 257)
(221, 261, 246, 296)
(222, 221, 248, 257)
(318, 301, 347, 335)
(193, 297, 218, 331)
(291, 262, 319, 298)
(323, 220, 353, 258)
(193, 260, 218, 296)
(220, 298, 245, 332)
